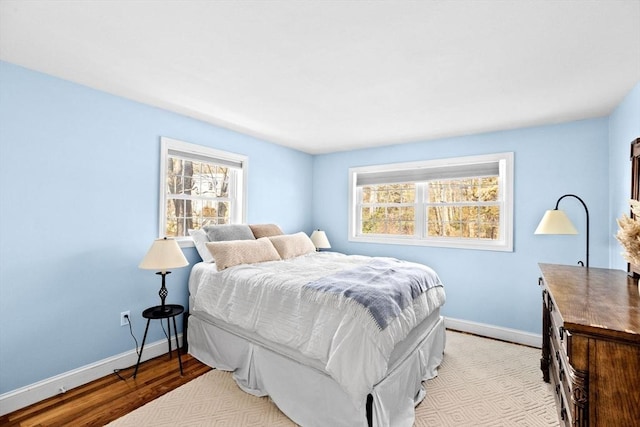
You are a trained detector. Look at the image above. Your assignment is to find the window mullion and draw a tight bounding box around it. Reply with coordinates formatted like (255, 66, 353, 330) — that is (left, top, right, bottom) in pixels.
(416, 183, 426, 238)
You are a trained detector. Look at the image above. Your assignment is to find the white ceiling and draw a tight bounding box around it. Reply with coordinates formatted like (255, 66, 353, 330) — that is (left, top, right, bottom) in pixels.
(1, 1, 639, 154)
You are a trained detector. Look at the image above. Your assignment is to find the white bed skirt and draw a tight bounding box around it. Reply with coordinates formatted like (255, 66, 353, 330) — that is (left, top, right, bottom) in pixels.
(188, 314, 446, 427)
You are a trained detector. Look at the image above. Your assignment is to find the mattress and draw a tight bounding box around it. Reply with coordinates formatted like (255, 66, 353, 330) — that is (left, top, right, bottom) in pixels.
(190, 304, 442, 376)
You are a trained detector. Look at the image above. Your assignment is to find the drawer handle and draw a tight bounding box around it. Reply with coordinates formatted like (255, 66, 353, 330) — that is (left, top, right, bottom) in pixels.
(558, 326, 564, 340)
(559, 368, 565, 381)
(555, 350, 560, 362)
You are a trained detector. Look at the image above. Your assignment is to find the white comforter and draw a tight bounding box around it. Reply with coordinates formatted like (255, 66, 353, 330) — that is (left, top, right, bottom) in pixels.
(190, 252, 446, 403)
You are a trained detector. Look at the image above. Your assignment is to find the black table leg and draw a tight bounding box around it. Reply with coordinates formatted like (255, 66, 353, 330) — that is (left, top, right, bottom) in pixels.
(172, 314, 183, 375)
(133, 318, 151, 378)
(166, 317, 172, 359)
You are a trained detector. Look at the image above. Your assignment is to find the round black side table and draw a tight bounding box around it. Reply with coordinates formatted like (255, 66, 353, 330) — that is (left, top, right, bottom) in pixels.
(133, 304, 184, 378)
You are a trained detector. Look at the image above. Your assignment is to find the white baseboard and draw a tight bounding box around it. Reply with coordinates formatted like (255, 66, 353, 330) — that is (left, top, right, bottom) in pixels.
(444, 317, 542, 348)
(0, 334, 183, 416)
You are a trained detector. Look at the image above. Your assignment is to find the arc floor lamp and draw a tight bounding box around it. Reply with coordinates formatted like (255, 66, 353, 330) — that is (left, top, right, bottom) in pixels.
(535, 194, 590, 267)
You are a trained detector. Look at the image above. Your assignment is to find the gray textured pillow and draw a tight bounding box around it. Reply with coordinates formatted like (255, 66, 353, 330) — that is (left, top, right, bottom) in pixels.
(206, 238, 281, 271)
(203, 224, 255, 242)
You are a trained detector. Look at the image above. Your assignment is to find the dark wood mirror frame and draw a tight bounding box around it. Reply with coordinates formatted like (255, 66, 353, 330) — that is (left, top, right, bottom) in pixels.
(629, 137, 640, 278)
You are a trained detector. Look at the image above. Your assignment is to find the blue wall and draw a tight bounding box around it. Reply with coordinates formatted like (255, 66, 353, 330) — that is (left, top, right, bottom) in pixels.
(0, 59, 638, 397)
(0, 61, 313, 393)
(312, 119, 611, 334)
(608, 82, 640, 269)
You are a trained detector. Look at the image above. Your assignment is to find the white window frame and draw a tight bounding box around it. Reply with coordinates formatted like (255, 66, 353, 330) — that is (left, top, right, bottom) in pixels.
(349, 152, 514, 251)
(159, 137, 248, 247)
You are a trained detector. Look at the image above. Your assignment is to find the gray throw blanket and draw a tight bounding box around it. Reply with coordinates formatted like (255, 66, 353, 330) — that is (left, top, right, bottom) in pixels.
(304, 258, 443, 330)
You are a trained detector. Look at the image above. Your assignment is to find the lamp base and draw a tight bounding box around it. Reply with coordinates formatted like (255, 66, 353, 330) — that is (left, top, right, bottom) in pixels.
(156, 271, 172, 313)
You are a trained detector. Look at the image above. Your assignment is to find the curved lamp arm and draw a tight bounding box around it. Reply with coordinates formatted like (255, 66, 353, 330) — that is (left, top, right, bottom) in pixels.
(554, 194, 590, 268)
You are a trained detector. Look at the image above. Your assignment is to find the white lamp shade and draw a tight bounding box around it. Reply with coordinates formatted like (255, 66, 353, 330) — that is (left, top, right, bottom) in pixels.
(310, 230, 331, 249)
(139, 238, 189, 272)
(534, 210, 578, 235)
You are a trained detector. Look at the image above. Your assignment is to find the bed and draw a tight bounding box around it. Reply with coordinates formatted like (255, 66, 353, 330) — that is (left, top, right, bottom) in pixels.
(186, 225, 446, 427)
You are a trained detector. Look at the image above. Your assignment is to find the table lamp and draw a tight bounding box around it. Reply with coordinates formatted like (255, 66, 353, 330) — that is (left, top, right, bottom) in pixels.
(310, 229, 331, 251)
(139, 237, 189, 313)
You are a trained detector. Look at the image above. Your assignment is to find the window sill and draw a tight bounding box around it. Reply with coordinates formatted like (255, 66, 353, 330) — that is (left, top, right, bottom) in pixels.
(173, 237, 195, 249)
(349, 235, 513, 252)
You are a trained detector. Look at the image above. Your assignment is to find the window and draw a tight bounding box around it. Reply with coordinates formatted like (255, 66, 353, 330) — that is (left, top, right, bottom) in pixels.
(159, 137, 247, 246)
(349, 152, 513, 251)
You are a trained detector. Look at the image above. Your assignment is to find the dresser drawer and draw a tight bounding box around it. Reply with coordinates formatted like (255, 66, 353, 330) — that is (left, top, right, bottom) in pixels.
(547, 294, 571, 358)
(550, 334, 573, 408)
(549, 351, 572, 426)
(549, 312, 571, 361)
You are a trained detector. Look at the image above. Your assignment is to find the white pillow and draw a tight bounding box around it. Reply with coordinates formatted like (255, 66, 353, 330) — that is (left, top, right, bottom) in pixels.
(189, 229, 215, 263)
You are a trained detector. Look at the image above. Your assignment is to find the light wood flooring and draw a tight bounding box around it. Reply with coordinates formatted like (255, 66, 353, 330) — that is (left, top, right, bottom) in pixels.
(0, 352, 211, 426)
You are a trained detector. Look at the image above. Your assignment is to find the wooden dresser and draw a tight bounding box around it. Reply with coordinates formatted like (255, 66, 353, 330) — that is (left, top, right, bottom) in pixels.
(539, 264, 640, 426)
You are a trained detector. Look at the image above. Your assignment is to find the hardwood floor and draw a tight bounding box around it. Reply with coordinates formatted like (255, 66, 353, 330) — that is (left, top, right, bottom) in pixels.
(0, 352, 211, 427)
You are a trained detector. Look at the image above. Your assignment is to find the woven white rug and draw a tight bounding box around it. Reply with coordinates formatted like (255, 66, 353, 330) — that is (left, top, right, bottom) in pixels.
(108, 330, 558, 426)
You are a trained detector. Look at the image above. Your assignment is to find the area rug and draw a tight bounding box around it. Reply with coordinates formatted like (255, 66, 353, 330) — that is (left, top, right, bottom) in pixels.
(108, 330, 558, 426)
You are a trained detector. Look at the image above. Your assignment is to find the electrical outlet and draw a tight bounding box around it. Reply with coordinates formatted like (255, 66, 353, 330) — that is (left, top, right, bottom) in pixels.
(120, 311, 130, 326)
